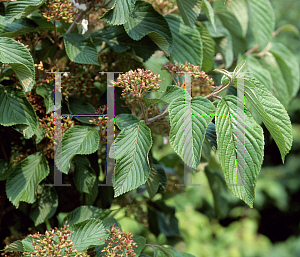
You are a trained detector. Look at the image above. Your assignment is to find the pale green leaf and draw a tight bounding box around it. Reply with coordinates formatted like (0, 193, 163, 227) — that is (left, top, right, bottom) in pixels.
(73, 155, 97, 194)
(247, 0, 275, 50)
(275, 24, 300, 37)
(124, 0, 172, 55)
(202, 0, 216, 31)
(29, 185, 58, 226)
(115, 113, 140, 130)
(70, 219, 107, 252)
(270, 42, 300, 98)
(215, 95, 264, 207)
(101, 0, 136, 25)
(165, 14, 202, 67)
(63, 206, 112, 226)
(0, 37, 35, 92)
(197, 23, 215, 72)
(109, 122, 152, 197)
(226, 0, 248, 37)
(3, 240, 24, 252)
(168, 96, 215, 169)
(0, 85, 38, 139)
(5, 0, 45, 24)
(63, 33, 99, 65)
(55, 126, 99, 174)
(6, 152, 50, 207)
(176, 0, 202, 27)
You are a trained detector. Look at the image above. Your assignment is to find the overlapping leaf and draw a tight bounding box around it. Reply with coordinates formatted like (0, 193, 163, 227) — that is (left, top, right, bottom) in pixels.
(202, 0, 216, 31)
(226, 0, 248, 37)
(55, 126, 99, 174)
(176, 0, 202, 27)
(168, 96, 215, 169)
(6, 152, 50, 207)
(115, 113, 140, 130)
(36, 83, 54, 114)
(215, 96, 264, 207)
(0, 85, 38, 138)
(0, 37, 35, 92)
(109, 122, 152, 197)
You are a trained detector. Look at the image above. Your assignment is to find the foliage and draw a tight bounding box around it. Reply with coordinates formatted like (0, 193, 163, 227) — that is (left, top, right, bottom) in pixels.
(0, 0, 299, 256)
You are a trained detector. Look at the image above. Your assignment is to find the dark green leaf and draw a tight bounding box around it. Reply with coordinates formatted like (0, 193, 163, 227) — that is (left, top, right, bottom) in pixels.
(176, 0, 202, 27)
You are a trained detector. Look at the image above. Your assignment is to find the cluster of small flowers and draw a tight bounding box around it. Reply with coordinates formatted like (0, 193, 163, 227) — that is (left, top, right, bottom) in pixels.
(41, 0, 77, 23)
(114, 69, 163, 106)
(162, 62, 215, 97)
(145, 0, 178, 14)
(99, 224, 138, 257)
(26, 90, 45, 114)
(147, 104, 170, 135)
(26, 221, 88, 256)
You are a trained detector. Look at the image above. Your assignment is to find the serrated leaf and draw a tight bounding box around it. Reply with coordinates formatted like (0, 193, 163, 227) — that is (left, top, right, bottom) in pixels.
(0, 85, 38, 138)
(176, 0, 202, 27)
(234, 76, 292, 162)
(5, 0, 45, 24)
(168, 96, 215, 169)
(70, 219, 107, 252)
(63, 33, 99, 65)
(29, 185, 58, 226)
(247, 0, 275, 50)
(0, 37, 35, 92)
(55, 126, 99, 174)
(270, 42, 300, 98)
(202, 0, 216, 31)
(6, 152, 50, 207)
(197, 23, 215, 72)
(115, 113, 140, 130)
(205, 122, 217, 149)
(101, 0, 136, 25)
(36, 83, 54, 114)
(109, 122, 152, 197)
(63, 206, 112, 226)
(215, 95, 264, 207)
(3, 240, 24, 252)
(165, 15, 202, 67)
(145, 165, 160, 198)
(226, 0, 248, 37)
(73, 155, 97, 194)
(124, 0, 172, 56)
(67, 97, 98, 124)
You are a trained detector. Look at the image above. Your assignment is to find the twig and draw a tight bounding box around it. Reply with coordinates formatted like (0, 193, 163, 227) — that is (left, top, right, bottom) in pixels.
(164, 6, 178, 16)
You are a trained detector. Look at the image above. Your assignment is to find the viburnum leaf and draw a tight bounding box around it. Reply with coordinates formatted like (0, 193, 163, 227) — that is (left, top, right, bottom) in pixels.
(202, 0, 216, 31)
(168, 96, 215, 169)
(6, 152, 50, 207)
(115, 113, 140, 130)
(226, 0, 248, 37)
(109, 122, 152, 197)
(36, 83, 54, 114)
(176, 0, 202, 27)
(215, 95, 264, 207)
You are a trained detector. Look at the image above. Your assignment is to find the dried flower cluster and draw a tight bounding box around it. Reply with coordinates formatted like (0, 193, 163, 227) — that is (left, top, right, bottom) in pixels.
(99, 224, 138, 257)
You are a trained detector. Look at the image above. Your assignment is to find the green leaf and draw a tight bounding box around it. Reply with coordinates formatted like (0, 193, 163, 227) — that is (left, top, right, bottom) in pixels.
(34, 127, 45, 144)
(275, 24, 300, 37)
(157, 245, 196, 257)
(4, 0, 45, 24)
(226, 0, 248, 37)
(115, 113, 140, 130)
(0, 85, 38, 139)
(168, 96, 215, 169)
(55, 126, 99, 174)
(73, 155, 97, 194)
(109, 122, 152, 197)
(132, 236, 146, 256)
(70, 219, 107, 252)
(247, 0, 275, 50)
(6, 152, 50, 207)
(29, 185, 58, 226)
(197, 23, 215, 72)
(259, 53, 289, 107)
(0, 37, 35, 92)
(202, 0, 216, 31)
(270, 42, 300, 98)
(215, 95, 264, 207)
(124, 0, 172, 56)
(205, 122, 217, 149)
(3, 240, 24, 252)
(145, 165, 160, 198)
(204, 22, 234, 68)
(67, 97, 98, 124)
(176, 0, 202, 27)
(63, 206, 112, 226)
(36, 83, 54, 114)
(63, 33, 99, 65)
(165, 15, 202, 67)
(101, 0, 136, 25)
(235, 76, 292, 162)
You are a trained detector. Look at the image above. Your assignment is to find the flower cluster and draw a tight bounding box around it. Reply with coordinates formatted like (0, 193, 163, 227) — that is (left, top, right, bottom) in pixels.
(89, 105, 108, 140)
(146, 0, 178, 14)
(162, 62, 214, 97)
(41, 0, 77, 23)
(114, 69, 163, 106)
(99, 224, 138, 257)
